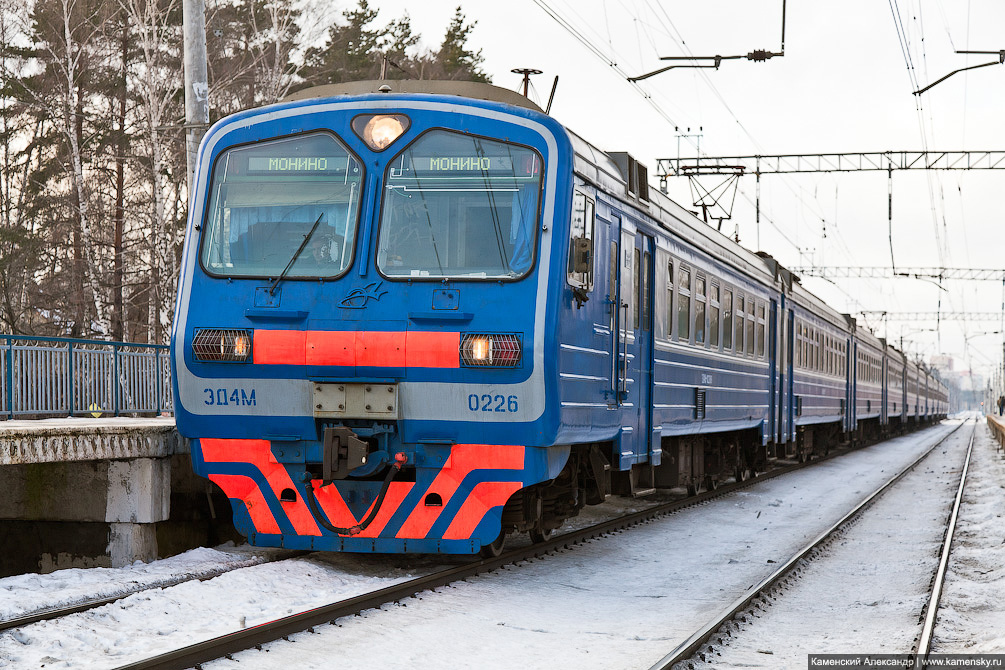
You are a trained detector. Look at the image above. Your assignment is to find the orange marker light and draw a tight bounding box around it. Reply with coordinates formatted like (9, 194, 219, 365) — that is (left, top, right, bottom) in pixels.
(470, 337, 491, 362)
(233, 333, 250, 359)
(352, 114, 410, 152)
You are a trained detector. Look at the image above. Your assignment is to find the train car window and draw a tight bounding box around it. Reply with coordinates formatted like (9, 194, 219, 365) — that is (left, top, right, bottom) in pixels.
(815, 329, 821, 370)
(633, 248, 641, 329)
(567, 192, 595, 290)
(722, 289, 733, 350)
(808, 328, 813, 369)
(200, 133, 364, 279)
(806, 326, 812, 368)
(735, 295, 745, 355)
(797, 322, 805, 368)
(756, 303, 766, 358)
(677, 267, 691, 341)
(378, 130, 542, 280)
(746, 309, 755, 356)
(694, 275, 706, 344)
(709, 283, 720, 349)
(808, 328, 814, 370)
(642, 250, 651, 331)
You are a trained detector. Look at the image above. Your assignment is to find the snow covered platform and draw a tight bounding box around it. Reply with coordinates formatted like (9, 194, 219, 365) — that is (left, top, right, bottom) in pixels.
(986, 413, 1005, 448)
(0, 416, 181, 465)
(0, 417, 227, 576)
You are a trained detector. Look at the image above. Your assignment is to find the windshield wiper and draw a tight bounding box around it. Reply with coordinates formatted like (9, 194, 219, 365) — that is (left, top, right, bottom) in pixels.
(268, 213, 324, 296)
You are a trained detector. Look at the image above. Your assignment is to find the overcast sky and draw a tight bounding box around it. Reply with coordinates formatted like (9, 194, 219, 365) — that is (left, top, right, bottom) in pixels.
(332, 1, 1005, 380)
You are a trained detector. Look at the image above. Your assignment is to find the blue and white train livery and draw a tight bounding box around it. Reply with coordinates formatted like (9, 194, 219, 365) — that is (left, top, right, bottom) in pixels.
(171, 80, 947, 556)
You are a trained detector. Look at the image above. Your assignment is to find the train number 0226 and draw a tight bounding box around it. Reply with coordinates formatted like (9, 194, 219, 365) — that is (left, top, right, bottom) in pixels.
(467, 394, 519, 413)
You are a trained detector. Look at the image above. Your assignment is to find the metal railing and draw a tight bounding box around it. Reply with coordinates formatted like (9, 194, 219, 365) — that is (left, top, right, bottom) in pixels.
(0, 335, 172, 419)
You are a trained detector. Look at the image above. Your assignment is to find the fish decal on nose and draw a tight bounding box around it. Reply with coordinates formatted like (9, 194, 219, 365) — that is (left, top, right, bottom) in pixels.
(340, 281, 388, 309)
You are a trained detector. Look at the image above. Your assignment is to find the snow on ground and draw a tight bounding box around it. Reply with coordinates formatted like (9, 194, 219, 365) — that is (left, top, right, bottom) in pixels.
(197, 423, 960, 670)
(688, 420, 975, 668)
(932, 420, 1005, 654)
(0, 545, 272, 620)
(0, 554, 431, 669)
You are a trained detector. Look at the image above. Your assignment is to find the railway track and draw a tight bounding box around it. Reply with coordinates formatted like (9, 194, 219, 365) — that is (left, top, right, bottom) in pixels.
(913, 419, 975, 666)
(104, 428, 935, 670)
(648, 419, 975, 670)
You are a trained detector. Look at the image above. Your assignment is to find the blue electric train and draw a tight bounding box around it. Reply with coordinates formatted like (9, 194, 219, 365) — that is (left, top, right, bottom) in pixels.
(171, 80, 948, 556)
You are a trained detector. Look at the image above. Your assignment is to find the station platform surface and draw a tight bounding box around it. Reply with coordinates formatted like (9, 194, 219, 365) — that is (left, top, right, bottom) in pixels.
(0, 416, 182, 465)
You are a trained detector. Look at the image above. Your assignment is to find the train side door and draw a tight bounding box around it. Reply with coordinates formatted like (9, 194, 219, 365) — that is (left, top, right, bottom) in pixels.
(614, 221, 655, 467)
(881, 355, 888, 427)
(607, 215, 622, 406)
(634, 234, 656, 464)
(779, 306, 795, 446)
(849, 341, 858, 435)
(767, 298, 778, 456)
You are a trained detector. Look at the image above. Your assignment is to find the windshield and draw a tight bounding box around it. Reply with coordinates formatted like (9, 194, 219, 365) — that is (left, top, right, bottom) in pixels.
(377, 130, 542, 280)
(200, 133, 363, 279)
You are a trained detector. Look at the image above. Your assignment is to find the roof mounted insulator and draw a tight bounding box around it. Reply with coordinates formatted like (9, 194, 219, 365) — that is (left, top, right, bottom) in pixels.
(378, 84, 392, 93)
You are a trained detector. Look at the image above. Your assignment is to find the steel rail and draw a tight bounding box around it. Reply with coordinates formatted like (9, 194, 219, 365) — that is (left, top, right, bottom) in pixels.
(647, 420, 970, 670)
(110, 423, 949, 670)
(0, 551, 308, 633)
(913, 424, 976, 666)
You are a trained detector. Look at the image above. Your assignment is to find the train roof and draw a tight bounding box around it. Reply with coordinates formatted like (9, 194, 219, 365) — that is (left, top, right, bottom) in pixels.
(565, 130, 783, 289)
(283, 80, 544, 113)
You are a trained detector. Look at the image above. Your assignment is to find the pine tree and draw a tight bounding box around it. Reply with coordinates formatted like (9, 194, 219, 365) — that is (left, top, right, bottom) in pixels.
(300, 0, 384, 86)
(435, 7, 489, 82)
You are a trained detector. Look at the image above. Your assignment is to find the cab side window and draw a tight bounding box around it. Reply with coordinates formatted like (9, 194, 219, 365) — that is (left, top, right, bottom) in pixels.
(677, 267, 691, 341)
(568, 192, 595, 290)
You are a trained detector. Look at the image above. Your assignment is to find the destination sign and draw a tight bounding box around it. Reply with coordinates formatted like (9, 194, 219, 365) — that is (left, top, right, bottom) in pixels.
(247, 156, 349, 173)
(418, 156, 514, 172)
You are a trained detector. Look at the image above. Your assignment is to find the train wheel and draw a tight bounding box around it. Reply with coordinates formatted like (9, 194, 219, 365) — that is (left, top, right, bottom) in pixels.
(686, 481, 699, 496)
(703, 475, 717, 492)
(529, 526, 552, 544)
(734, 464, 751, 482)
(479, 531, 506, 559)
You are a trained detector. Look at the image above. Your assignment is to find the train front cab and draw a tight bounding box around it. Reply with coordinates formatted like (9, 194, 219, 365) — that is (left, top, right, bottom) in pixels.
(171, 83, 588, 555)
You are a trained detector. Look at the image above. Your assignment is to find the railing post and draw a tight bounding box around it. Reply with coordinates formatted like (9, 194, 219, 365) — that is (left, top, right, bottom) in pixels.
(113, 344, 120, 417)
(67, 340, 74, 417)
(5, 336, 12, 419)
(155, 347, 162, 415)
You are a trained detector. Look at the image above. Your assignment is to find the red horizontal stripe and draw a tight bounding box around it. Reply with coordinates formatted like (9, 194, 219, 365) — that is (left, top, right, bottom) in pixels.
(253, 330, 460, 368)
(253, 330, 306, 365)
(406, 331, 460, 368)
(306, 330, 355, 366)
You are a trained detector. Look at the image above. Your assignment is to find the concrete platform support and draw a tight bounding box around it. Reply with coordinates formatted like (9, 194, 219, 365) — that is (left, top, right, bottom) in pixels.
(107, 458, 171, 565)
(0, 456, 171, 569)
(109, 522, 159, 567)
(0, 418, 183, 574)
